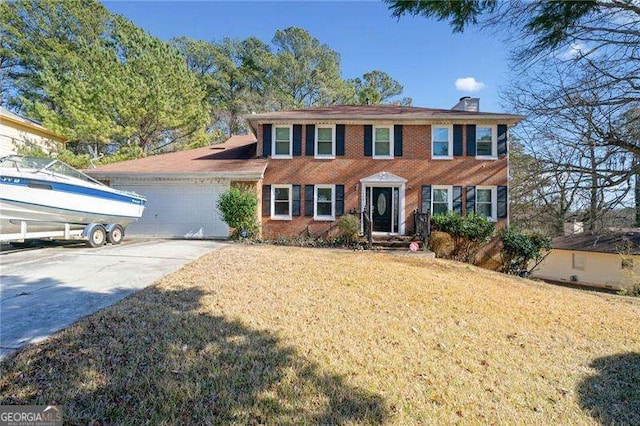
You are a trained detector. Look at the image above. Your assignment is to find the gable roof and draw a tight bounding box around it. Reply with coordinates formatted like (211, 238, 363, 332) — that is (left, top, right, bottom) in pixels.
(0, 106, 67, 142)
(87, 134, 265, 179)
(245, 104, 523, 133)
(553, 229, 640, 254)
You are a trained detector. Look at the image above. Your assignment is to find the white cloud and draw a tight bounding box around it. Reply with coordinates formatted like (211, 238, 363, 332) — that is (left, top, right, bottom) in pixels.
(455, 77, 485, 92)
(558, 42, 589, 60)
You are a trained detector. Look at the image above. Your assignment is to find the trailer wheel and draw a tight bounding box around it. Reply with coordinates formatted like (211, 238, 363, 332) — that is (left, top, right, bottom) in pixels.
(87, 225, 107, 248)
(107, 224, 124, 245)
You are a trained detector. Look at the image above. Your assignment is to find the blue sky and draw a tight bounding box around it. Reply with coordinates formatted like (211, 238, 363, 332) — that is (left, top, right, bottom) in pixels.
(103, 1, 511, 112)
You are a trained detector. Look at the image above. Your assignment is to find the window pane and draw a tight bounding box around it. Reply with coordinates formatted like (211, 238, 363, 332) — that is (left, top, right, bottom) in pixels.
(433, 188, 449, 203)
(317, 127, 332, 142)
(275, 127, 290, 141)
(433, 127, 449, 142)
(274, 201, 289, 216)
(433, 202, 448, 215)
(477, 189, 492, 203)
(275, 141, 290, 155)
(317, 187, 332, 201)
(477, 127, 492, 142)
(317, 141, 332, 155)
(317, 202, 332, 217)
(477, 203, 492, 218)
(375, 127, 390, 142)
(274, 187, 289, 201)
(433, 141, 449, 156)
(477, 142, 492, 156)
(375, 141, 390, 156)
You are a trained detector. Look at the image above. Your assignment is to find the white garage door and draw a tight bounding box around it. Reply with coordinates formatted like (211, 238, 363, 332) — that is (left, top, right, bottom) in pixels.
(112, 179, 229, 238)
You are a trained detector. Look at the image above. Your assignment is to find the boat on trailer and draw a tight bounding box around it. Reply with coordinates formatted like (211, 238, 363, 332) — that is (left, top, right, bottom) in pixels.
(0, 156, 146, 247)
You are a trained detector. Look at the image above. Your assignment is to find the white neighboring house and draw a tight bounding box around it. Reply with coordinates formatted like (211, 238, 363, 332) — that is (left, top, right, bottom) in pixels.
(0, 106, 67, 157)
(533, 228, 640, 291)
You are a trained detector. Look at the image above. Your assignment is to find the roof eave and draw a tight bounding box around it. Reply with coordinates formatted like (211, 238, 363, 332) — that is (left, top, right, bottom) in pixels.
(244, 113, 524, 126)
(1, 114, 68, 142)
(86, 169, 266, 181)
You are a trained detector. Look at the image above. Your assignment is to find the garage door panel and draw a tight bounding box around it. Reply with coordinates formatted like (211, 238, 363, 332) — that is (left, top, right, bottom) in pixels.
(112, 181, 229, 238)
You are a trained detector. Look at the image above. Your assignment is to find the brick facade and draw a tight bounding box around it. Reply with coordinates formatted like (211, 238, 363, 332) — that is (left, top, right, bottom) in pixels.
(257, 123, 508, 239)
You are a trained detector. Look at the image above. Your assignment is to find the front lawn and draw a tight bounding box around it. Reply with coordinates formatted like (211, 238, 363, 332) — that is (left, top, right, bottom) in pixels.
(1, 245, 639, 424)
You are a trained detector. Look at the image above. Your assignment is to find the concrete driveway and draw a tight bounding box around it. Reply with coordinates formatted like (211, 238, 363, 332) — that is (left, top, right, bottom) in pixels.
(0, 239, 224, 359)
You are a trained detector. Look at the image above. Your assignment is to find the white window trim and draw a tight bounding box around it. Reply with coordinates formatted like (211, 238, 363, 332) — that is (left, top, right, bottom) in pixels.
(431, 185, 453, 215)
(271, 184, 292, 220)
(272, 125, 293, 159)
(475, 124, 498, 160)
(314, 125, 336, 159)
(431, 125, 453, 160)
(475, 185, 497, 221)
(373, 125, 394, 159)
(314, 184, 335, 221)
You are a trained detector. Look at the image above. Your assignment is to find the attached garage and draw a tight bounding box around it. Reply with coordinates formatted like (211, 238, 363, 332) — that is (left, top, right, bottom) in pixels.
(87, 135, 266, 239)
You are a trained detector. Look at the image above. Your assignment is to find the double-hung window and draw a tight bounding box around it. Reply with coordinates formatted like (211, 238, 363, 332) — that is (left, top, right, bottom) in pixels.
(432, 186, 452, 215)
(273, 125, 292, 158)
(476, 125, 497, 158)
(315, 126, 335, 158)
(475, 186, 497, 221)
(271, 184, 292, 220)
(314, 184, 335, 221)
(373, 126, 393, 158)
(432, 126, 452, 159)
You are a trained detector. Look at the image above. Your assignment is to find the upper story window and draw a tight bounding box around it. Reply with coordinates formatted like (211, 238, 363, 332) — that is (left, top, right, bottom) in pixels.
(315, 126, 335, 159)
(476, 186, 497, 221)
(271, 184, 292, 220)
(273, 125, 292, 158)
(432, 126, 453, 159)
(314, 184, 335, 221)
(476, 125, 497, 158)
(432, 186, 452, 215)
(373, 126, 393, 159)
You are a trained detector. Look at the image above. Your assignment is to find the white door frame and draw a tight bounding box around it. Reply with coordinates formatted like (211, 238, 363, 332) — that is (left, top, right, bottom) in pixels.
(360, 172, 407, 236)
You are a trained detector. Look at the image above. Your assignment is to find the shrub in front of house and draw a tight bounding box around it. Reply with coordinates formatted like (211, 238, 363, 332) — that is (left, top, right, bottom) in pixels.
(430, 212, 495, 263)
(217, 186, 259, 239)
(337, 215, 361, 246)
(499, 227, 552, 276)
(428, 231, 455, 258)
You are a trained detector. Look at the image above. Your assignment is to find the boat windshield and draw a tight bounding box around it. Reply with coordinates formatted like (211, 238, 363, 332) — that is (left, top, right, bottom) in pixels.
(0, 155, 104, 185)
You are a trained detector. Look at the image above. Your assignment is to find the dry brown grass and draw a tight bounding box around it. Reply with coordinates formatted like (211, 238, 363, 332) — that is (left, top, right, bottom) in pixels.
(2, 245, 639, 424)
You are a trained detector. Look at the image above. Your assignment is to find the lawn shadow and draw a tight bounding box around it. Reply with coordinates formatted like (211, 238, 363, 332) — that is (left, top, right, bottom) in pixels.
(0, 287, 388, 424)
(577, 352, 640, 425)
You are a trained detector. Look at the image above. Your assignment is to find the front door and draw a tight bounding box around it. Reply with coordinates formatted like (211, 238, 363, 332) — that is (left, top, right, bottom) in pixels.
(372, 187, 393, 232)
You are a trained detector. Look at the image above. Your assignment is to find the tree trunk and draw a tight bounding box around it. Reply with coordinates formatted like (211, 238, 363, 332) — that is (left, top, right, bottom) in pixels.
(635, 156, 640, 227)
(588, 139, 598, 231)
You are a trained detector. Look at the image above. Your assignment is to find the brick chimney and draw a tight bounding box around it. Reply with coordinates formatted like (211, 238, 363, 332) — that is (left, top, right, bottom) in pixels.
(452, 96, 480, 112)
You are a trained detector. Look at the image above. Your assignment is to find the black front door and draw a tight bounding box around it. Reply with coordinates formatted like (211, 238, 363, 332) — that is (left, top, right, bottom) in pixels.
(372, 187, 392, 232)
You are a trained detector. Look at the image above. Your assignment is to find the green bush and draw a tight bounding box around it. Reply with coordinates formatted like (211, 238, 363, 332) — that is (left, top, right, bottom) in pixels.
(500, 227, 552, 276)
(430, 212, 495, 263)
(216, 186, 259, 239)
(337, 215, 360, 246)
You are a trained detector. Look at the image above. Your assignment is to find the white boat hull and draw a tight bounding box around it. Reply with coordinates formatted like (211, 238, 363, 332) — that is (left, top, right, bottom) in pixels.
(0, 177, 145, 234)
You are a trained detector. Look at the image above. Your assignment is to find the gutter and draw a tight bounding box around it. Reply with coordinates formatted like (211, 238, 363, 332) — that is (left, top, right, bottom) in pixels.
(86, 170, 266, 181)
(0, 114, 68, 142)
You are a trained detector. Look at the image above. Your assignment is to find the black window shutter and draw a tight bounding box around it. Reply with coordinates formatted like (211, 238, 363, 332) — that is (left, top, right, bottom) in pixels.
(364, 125, 372, 157)
(262, 184, 271, 216)
(336, 124, 345, 156)
(394, 125, 403, 157)
(292, 185, 301, 216)
(262, 124, 272, 157)
(421, 185, 431, 214)
(466, 186, 475, 215)
(293, 125, 302, 156)
(305, 124, 315, 156)
(466, 124, 476, 157)
(304, 185, 314, 216)
(453, 186, 463, 214)
(497, 186, 508, 219)
(335, 184, 345, 216)
(453, 125, 463, 156)
(497, 124, 508, 158)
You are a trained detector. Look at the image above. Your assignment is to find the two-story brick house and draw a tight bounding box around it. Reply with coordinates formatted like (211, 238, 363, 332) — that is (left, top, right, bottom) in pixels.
(245, 98, 523, 239)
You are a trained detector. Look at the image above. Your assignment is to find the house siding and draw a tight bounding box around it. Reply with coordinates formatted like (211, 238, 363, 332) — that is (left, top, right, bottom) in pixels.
(258, 123, 508, 238)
